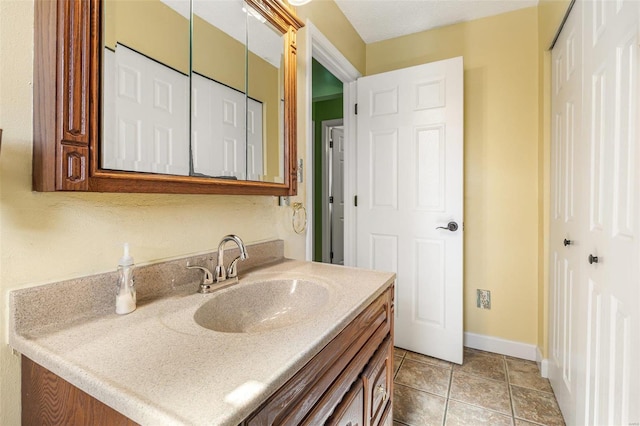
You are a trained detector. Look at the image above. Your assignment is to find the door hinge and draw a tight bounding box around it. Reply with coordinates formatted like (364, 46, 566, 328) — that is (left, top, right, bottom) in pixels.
(354, 195, 358, 206)
(329, 196, 334, 204)
(330, 251, 334, 260)
(329, 139, 333, 148)
(354, 103, 358, 115)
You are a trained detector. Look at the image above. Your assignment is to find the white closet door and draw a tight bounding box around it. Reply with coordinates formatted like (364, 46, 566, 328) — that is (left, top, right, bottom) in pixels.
(103, 45, 189, 176)
(192, 73, 247, 179)
(549, 3, 584, 424)
(246, 98, 264, 181)
(581, 0, 639, 424)
(550, 1, 640, 424)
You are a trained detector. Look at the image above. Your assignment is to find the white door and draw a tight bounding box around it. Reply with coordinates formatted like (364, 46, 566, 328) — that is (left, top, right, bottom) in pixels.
(550, 0, 640, 424)
(549, 3, 584, 423)
(356, 57, 464, 363)
(331, 126, 345, 265)
(103, 44, 190, 176)
(246, 98, 264, 181)
(191, 73, 247, 179)
(581, 0, 639, 423)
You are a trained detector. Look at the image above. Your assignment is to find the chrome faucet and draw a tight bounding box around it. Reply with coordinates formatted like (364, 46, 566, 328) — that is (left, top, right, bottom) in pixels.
(188, 235, 248, 294)
(214, 234, 248, 283)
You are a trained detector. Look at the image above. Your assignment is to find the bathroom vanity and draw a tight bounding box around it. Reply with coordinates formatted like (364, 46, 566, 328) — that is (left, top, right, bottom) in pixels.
(10, 242, 395, 425)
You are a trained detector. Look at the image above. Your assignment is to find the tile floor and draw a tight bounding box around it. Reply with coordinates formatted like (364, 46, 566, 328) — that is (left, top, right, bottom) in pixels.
(392, 347, 566, 426)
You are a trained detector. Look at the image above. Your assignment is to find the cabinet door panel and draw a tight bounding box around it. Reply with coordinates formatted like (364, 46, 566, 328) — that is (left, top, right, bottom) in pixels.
(363, 337, 392, 426)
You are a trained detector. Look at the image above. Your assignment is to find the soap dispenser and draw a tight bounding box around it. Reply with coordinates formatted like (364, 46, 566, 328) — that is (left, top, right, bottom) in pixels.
(116, 243, 136, 314)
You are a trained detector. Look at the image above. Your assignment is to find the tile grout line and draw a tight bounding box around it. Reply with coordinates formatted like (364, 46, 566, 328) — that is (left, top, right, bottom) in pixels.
(441, 367, 454, 426)
(393, 353, 405, 381)
(505, 355, 517, 423)
(393, 382, 449, 400)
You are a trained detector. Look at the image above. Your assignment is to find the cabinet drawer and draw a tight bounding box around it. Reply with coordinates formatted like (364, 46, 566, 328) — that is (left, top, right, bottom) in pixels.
(362, 336, 392, 426)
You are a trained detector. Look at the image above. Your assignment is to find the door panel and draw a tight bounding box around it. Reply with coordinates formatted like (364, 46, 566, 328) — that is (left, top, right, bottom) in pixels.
(192, 73, 247, 179)
(549, 4, 583, 423)
(247, 98, 264, 181)
(331, 127, 345, 265)
(582, 0, 639, 423)
(370, 130, 399, 209)
(415, 126, 445, 211)
(357, 56, 463, 364)
(103, 45, 189, 175)
(550, 0, 640, 424)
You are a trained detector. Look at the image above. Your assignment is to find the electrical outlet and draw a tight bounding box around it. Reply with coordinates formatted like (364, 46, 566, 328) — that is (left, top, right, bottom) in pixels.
(477, 289, 491, 309)
(279, 196, 290, 206)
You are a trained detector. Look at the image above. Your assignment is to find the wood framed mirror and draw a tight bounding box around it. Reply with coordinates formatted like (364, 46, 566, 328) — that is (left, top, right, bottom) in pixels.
(33, 0, 303, 195)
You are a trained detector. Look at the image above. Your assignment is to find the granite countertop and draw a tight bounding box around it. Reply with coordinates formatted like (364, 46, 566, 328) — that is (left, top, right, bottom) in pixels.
(9, 259, 395, 425)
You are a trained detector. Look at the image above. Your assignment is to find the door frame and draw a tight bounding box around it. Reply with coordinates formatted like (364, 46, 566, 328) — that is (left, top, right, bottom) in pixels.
(304, 21, 361, 265)
(321, 119, 344, 263)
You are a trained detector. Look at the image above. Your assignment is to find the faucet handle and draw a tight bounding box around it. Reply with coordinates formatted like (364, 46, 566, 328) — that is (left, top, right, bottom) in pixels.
(187, 265, 214, 285)
(227, 256, 242, 278)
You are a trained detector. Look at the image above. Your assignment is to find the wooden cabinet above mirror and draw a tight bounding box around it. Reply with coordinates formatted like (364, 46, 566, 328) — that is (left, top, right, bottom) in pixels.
(33, 0, 303, 195)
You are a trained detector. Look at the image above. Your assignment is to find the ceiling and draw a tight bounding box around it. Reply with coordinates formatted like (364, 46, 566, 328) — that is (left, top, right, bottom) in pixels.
(333, 0, 539, 44)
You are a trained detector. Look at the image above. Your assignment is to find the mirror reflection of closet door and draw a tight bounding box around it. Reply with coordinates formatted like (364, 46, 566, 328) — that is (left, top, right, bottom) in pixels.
(247, 98, 264, 181)
(191, 74, 247, 179)
(102, 0, 190, 175)
(191, 0, 248, 179)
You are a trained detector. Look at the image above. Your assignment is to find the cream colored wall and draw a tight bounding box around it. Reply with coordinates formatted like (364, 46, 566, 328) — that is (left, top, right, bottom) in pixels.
(295, 0, 366, 75)
(105, 0, 190, 74)
(0, 2, 306, 425)
(537, 0, 572, 358)
(367, 8, 540, 345)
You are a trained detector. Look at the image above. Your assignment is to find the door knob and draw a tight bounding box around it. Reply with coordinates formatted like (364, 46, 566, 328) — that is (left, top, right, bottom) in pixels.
(588, 254, 599, 264)
(436, 221, 459, 232)
(564, 239, 572, 246)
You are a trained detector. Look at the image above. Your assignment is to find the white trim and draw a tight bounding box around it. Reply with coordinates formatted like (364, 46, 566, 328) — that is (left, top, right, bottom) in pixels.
(343, 81, 358, 267)
(536, 346, 550, 378)
(306, 21, 360, 83)
(304, 20, 361, 266)
(463, 332, 538, 361)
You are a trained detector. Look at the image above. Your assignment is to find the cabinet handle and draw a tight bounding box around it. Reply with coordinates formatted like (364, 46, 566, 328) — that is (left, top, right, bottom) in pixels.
(376, 384, 387, 402)
(564, 239, 572, 246)
(589, 254, 599, 264)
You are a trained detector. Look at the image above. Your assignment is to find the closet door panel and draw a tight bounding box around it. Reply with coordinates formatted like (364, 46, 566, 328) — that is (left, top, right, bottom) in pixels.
(549, 5, 584, 424)
(581, 0, 639, 424)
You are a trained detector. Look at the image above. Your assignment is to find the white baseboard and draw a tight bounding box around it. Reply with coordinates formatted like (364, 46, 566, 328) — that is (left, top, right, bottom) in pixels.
(536, 346, 550, 378)
(464, 332, 538, 361)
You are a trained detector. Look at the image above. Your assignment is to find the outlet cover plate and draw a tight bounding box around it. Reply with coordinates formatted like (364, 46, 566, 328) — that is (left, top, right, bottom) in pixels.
(477, 289, 491, 309)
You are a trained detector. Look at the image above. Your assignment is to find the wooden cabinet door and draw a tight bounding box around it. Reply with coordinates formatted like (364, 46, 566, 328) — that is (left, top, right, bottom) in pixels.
(362, 337, 392, 426)
(326, 381, 364, 426)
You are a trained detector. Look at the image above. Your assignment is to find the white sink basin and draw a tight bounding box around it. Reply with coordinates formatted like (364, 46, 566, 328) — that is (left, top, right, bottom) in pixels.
(193, 279, 330, 333)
